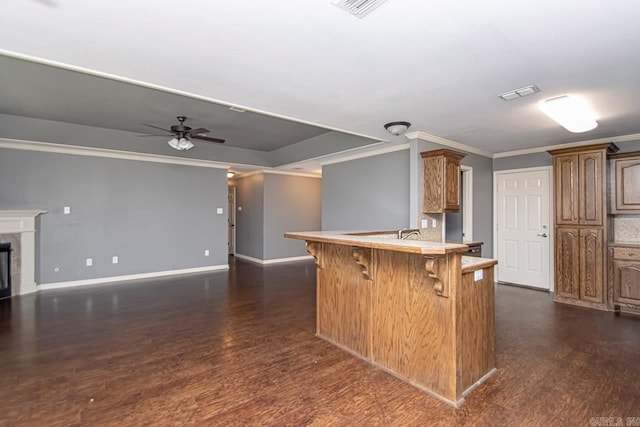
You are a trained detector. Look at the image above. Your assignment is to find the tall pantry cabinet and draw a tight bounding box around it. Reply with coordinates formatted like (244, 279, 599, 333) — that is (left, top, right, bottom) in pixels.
(548, 143, 618, 310)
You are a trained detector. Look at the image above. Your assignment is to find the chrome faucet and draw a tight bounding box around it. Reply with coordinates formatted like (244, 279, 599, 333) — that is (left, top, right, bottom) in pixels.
(398, 228, 420, 240)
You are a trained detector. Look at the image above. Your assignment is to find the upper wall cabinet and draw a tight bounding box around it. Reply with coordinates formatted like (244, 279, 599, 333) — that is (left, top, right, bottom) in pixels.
(421, 149, 466, 213)
(610, 152, 640, 214)
(549, 144, 617, 226)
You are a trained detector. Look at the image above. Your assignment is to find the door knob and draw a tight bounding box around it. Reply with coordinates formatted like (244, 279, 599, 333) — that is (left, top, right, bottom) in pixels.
(537, 233, 548, 238)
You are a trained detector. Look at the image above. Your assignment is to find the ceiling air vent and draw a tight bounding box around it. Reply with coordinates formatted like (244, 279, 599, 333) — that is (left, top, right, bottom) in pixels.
(331, 0, 389, 18)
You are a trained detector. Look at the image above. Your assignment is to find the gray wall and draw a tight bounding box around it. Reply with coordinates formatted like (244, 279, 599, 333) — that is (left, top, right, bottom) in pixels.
(322, 149, 410, 230)
(234, 173, 265, 260)
(234, 172, 322, 261)
(263, 174, 321, 260)
(460, 152, 494, 257)
(0, 148, 229, 284)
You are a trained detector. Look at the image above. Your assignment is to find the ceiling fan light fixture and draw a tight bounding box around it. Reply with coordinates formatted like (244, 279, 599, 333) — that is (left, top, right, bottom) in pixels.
(384, 121, 411, 136)
(539, 95, 598, 133)
(168, 137, 194, 151)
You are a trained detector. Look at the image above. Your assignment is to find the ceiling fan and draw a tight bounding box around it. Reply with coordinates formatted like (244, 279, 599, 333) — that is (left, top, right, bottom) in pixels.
(142, 116, 225, 151)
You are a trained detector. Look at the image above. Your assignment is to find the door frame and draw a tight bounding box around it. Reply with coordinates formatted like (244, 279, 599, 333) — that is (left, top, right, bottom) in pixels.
(461, 165, 473, 241)
(492, 166, 554, 291)
(228, 185, 236, 255)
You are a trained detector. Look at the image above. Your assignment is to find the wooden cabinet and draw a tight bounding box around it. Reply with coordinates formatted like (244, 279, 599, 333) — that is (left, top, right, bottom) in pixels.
(579, 228, 604, 303)
(421, 149, 466, 213)
(555, 227, 579, 299)
(554, 227, 604, 303)
(610, 152, 640, 213)
(609, 245, 640, 314)
(549, 143, 618, 311)
(552, 149, 606, 225)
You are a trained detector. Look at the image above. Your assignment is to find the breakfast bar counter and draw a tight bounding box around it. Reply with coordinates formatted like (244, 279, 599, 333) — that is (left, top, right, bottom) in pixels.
(285, 230, 498, 407)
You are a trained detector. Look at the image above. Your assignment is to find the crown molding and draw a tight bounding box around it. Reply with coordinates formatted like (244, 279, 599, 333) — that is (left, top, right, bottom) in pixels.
(405, 131, 494, 158)
(493, 133, 640, 158)
(0, 138, 230, 169)
(319, 143, 410, 166)
(231, 169, 321, 179)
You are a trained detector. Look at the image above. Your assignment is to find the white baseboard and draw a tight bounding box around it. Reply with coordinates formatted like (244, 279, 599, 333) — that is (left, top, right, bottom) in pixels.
(234, 253, 313, 265)
(38, 264, 229, 290)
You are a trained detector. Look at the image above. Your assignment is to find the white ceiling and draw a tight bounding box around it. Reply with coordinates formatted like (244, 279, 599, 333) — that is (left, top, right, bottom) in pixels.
(2, 0, 640, 161)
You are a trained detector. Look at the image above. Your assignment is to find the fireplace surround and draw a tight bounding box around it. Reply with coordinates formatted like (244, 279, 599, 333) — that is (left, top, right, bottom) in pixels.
(0, 210, 46, 296)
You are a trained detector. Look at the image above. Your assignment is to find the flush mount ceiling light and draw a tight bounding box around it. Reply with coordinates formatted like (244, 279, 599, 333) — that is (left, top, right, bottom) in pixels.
(539, 95, 598, 133)
(384, 121, 411, 136)
(227, 171, 236, 179)
(331, 0, 389, 18)
(168, 137, 195, 151)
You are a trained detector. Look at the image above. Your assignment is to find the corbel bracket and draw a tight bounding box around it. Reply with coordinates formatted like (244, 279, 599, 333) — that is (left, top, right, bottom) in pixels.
(306, 241, 323, 269)
(424, 255, 448, 298)
(352, 247, 374, 280)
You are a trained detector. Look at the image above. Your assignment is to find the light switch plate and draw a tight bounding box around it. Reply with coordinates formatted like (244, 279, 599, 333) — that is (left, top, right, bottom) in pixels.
(112, 256, 118, 264)
(216, 208, 223, 214)
(421, 219, 429, 228)
(474, 269, 483, 281)
(432, 218, 437, 228)
(204, 249, 210, 256)
(63, 206, 71, 215)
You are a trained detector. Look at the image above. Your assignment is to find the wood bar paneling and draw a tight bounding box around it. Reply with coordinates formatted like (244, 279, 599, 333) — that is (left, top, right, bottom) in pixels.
(372, 250, 457, 401)
(316, 243, 372, 358)
(457, 267, 496, 396)
(311, 241, 494, 405)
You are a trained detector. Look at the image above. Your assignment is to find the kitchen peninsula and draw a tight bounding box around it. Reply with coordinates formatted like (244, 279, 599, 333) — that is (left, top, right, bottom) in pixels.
(285, 230, 497, 407)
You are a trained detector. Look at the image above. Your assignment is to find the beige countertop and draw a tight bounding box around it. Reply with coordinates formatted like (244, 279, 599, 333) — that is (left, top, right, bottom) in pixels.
(285, 230, 470, 255)
(446, 240, 483, 247)
(461, 256, 497, 273)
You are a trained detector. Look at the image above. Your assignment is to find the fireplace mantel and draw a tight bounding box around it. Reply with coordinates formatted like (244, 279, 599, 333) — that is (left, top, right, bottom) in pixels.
(0, 210, 46, 295)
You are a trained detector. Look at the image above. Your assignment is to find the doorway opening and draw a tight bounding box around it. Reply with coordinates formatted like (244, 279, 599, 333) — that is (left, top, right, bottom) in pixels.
(445, 166, 473, 242)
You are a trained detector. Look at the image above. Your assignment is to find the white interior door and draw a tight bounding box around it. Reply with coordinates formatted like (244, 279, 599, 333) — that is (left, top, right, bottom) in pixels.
(495, 168, 551, 289)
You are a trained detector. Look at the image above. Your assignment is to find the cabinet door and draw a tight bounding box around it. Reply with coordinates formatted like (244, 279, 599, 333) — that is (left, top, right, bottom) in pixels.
(579, 228, 604, 303)
(579, 152, 604, 225)
(613, 260, 640, 306)
(444, 158, 461, 211)
(423, 157, 444, 213)
(614, 158, 640, 212)
(555, 227, 580, 299)
(554, 155, 579, 225)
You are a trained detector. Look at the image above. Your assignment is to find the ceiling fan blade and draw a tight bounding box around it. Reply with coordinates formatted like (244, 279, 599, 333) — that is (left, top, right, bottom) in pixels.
(137, 133, 173, 137)
(143, 123, 173, 133)
(188, 127, 210, 136)
(192, 135, 225, 144)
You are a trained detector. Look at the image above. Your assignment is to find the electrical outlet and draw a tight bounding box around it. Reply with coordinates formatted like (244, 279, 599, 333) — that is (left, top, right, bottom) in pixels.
(238, 206, 242, 211)
(432, 219, 437, 228)
(204, 249, 210, 256)
(112, 256, 118, 264)
(421, 219, 429, 228)
(63, 206, 71, 215)
(216, 208, 223, 214)
(86, 258, 93, 267)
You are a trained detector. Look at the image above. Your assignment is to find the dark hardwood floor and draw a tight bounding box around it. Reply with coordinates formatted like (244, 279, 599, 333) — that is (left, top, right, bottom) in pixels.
(1, 257, 639, 426)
